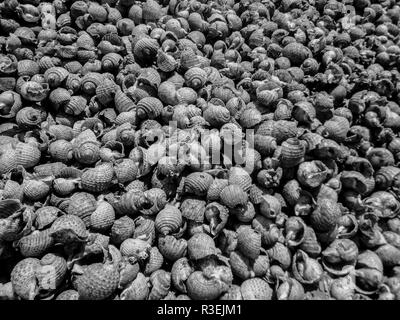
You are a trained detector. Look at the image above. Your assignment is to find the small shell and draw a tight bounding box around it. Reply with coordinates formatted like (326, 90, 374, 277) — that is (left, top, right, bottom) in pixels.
(11, 258, 40, 300)
(66, 192, 97, 226)
(34, 206, 61, 230)
(17, 60, 40, 77)
(310, 199, 341, 232)
(239, 108, 262, 128)
(186, 271, 226, 300)
(158, 235, 188, 261)
(228, 167, 252, 192)
(142, 0, 164, 23)
(241, 278, 273, 300)
(14, 229, 54, 258)
(280, 138, 306, 168)
(207, 178, 229, 202)
(120, 273, 149, 300)
(184, 67, 207, 90)
(220, 184, 248, 212)
(155, 205, 183, 236)
(237, 227, 261, 260)
(37, 253, 67, 294)
(81, 163, 114, 193)
(90, 200, 115, 232)
(136, 97, 163, 120)
(292, 250, 323, 285)
(171, 257, 193, 293)
(23, 179, 51, 201)
(50, 214, 88, 243)
(15, 107, 42, 128)
(48, 140, 73, 162)
(120, 238, 151, 260)
(149, 269, 171, 300)
(157, 50, 177, 73)
(187, 233, 216, 260)
(184, 172, 214, 196)
(144, 247, 164, 276)
(110, 216, 135, 245)
(44, 67, 69, 88)
(74, 263, 119, 300)
(180, 198, 206, 223)
(323, 116, 351, 142)
(203, 104, 231, 128)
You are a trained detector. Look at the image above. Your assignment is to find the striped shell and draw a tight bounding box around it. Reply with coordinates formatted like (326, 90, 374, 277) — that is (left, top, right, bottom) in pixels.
(375, 166, 400, 190)
(81, 163, 114, 193)
(220, 184, 248, 211)
(157, 50, 177, 72)
(14, 229, 54, 258)
(20, 81, 50, 102)
(74, 263, 119, 300)
(15, 107, 42, 128)
(34, 206, 61, 230)
(241, 278, 273, 300)
(203, 104, 231, 128)
(49, 215, 88, 243)
(144, 247, 164, 276)
(37, 253, 67, 294)
(48, 140, 73, 162)
(133, 37, 160, 64)
(10, 258, 40, 300)
(149, 269, 171, 300)
(292, 250, 323, 285)
(171, 257, 193, 293)
(158, 235, 187, 261)
(120, 273, 149, 300)
(187, 233, 216, 260)
(184, 172, 214, 196)
(280, 138, 306, 168)
(120, 238, 151, 260)
(186, 271, 226, 300)
(323, 116, 351, 142)
(155, 205, 183, 236)
(137, 68, 161, 90)
(44, 67, 69, 88)
(136, 97, 163, 120)
(114, 159, 138, 184)
(228, 167, 252, 192)
(310, 199, 341, 232)
(184, 67, 207, 90)
(237, 227, 262, 260)
(17, 60, 40, 77)
(110, 216, 135, 245)
(180, 198, 206, 223)
(66, 192, 97, 226)
(0, 91, 22, 120)
(90, 200, 115, 232)
(207, 178, 229, 201)
(23, 179, 51, 201)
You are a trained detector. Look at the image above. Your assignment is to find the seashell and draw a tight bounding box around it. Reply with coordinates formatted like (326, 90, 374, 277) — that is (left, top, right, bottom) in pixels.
(20, 81, 50, 102)
(136, 97, 163, 120)
(56, 290, 79, 300)
(144, 247, 164, 276)
(184, 172, 214, 196)
(14, 229, 54, 258)
(155, 205, 182, 236)
(65, 74, 81, 93)
(149, 269, 171, 300)
(65, 95, 86, 116)
(280, 138, 306, 168)
(157, 50, 177, 73)
(239, 108, 262, 128)
(34, 206, 61, 230)
(10, 258, 40, 300)
(323, 116, 351, 142)
(259, 195, 282, 219)
(120, 238, 151, 260)
(0, 54, 18, 75)
(50, 214, 88, 243)
(355, 250, 384, 294)
(292, 250, 323, 285)
(375, 166, 400, 190)
(184, 67, 207, 90)
(81, 163, 114, 193)
(186, 271, 226, 300)
(88, 2, 108, 22)
(102, 53, 123, 73)
(241, 278, 273, 300)
(44, 67, 69, 88)
(90, 199, 115, 232)
(0, 91, 22, 120)
(267, 242, 292, 270)
(158, 235, 187, 262)
(110, 216, 135, 245)
(137, 68, 161, 90)
(81, 73, 103, 96)
(66, 192, 97, 226)
(276, 278, 305, 300)
(17, 60, 39, 78)
(297, 161, 330, 189)
(37, 253, 67, 295)
(49, 88, 72, 111)
(220, 184, 248, 213)
(237, 227, 261, 260)
(207, 178, 229, 202)
(48, 140, 73, 162)
(187, 233, 216, 260)
(23, 179, 51, 201)
(120, 273, 149, 300)
(134, 37, 160, 65)
(74, 263, 119, 300)
(310, 199, 341, 233)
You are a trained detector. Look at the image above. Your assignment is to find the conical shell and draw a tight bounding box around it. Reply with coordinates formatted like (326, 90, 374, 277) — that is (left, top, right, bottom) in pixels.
(155, 205, 182, 236)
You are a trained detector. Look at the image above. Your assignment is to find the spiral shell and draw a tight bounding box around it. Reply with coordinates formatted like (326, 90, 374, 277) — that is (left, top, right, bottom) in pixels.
(66, 192, 97, 226)
(184, 172, 214, 196)
(280, 138, 306, 168)
(81, 163, 114, 193)
(50, 214, 88, 243)
(237, 227, 261, 260)
(110, 216, 135, 245)
(186, 271, 226, 300)
(241, 278, 273, 300)
(155, 205, 182, 236)
(220, 184, 248, 212)
(158, 235, 187, 261)
(136, 97, 163, 120)
(187, 233, 216, 260)
(11, 258, 40, 300)
(14, 229, 54, 258)
(74, 263, 119, 300)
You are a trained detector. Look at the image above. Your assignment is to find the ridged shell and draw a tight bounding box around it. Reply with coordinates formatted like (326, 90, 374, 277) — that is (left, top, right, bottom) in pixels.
(220, 184, 248, 210)
(37, 253, 67, 293)
(15, 107, 42, 128)
(149, 269, 171, 300)
(158, 235, 187, 261)
(280, 138, 306, 168)
(120, 273, 149, 300)
(14, 229, 54, 258)
(74, 263, 119, 300)
(44, 67, 69, 88)
(184, 172, 213, 196)
(34, 206, 61, 230)
(207, 178, 229, 201)
(323, 116, 350, 142)
(90, 200, 115, 232)
(48, 140, 73, 162)
(136, 97, 163, 120)
(228, 167, 252, 192)
(144, 247, 164, 276)
(23, 179, 51, 201)
(157, 50, 177, 72)
(237, 227, 261, 260)
(66, 192, 97, 226)
(50, 214, 88, 243)
(171, 257, 192, 293)
(110, 216, 135, 245)
(17, 60, 40, 77)
(186, 271, 226, 300)
(184, 67, 207, 90)
(10, 258, 40, 300)
(137, 68, 162, 90)
(310, 199, 341, 232)
(241, 278, 273, 300)
(155, 205, 182, 236)
(187, 233, 216, 260)
(120, 238, 151, 260)
(203, 104, 231, 128)
(133, 37, 160, 64)
(114, 89, 135, 113)
(81, 163, 114, 193)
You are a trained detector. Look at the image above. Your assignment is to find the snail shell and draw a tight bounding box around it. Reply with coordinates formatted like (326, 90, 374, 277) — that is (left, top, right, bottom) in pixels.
(74, 263, 119, 300)
(184, 172, 214, 196)
(110, 216, 135, 245)
(81, 163, 114, 193)
(220, 184, 248, 213)
(136, 97, 163, 120)
(120, 238, 151, 260)
(14, 229, 54, 258)
(144, 247, 164, 276)
(171, 257, 193, 293)
(149, 269, 171, 300)
(158, 235, 188, 262)
(66, 192, 97, 227)
(237, 227, 261, 260)
(241, 278, 273, 300)
(292, 250, 323, 285)
(155, 205, 183, 236)
(187, 233, 217, 260)
(10, 258, 40, 300)
(49, 214, 88, 244)
(37, 253, 67, 295)
(120, 273, 149, 300)
(280, 138, 306, 168)
(44, 67, 69, 88)
(186, 271, 226, 300)
(90, 200, 115, 233)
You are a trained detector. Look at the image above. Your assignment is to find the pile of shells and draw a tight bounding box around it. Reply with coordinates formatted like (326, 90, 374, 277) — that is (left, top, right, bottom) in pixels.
(1, 0, 400, 301)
